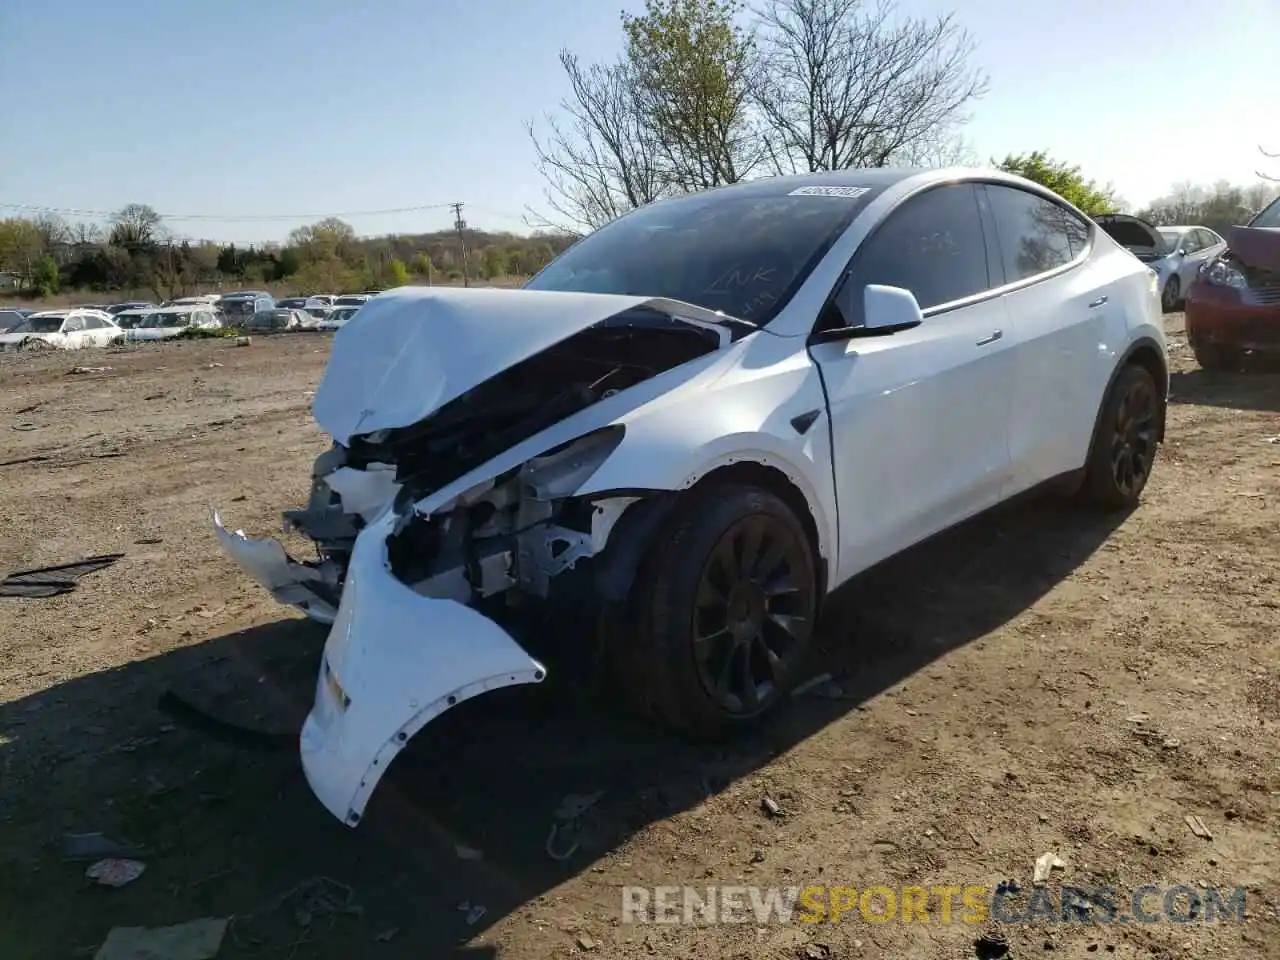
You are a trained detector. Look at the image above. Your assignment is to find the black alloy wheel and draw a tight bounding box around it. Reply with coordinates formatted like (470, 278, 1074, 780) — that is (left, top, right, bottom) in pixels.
(1109, 371, 1158, 499)
(691, 513, 814, 717)
(612, 484, 819, 738)
(1081, 364, 1160, 510)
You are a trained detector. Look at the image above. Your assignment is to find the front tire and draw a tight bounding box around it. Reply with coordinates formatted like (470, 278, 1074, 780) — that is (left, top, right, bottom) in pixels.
(1079, 365, 1160, 510)
(1161, 275, 1181, 312)
(616, 484, 818, 740)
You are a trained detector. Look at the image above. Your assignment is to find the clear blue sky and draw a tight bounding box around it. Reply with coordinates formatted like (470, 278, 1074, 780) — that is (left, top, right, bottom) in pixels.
(2, 0, 1276, 244)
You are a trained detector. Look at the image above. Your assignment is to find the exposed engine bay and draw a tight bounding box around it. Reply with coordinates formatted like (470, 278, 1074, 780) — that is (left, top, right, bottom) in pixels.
(278, 308, 727, 617)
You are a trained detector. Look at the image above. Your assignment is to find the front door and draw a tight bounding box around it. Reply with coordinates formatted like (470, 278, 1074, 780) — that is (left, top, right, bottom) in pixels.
(808, 182, 1015, 585)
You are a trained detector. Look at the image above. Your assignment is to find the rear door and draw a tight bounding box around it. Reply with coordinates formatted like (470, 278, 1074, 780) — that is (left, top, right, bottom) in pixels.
(982, 183, 1119, 491)
(809, 182, 1016, 582)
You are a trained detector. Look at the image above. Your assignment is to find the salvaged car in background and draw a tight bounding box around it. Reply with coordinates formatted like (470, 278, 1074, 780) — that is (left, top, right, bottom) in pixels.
(125, 305, 221, 341)
(1184, 196, 1280, 369)
(0, 309, 122, 351)
(214, 168, 1168, 826)
(1093, 214, 1226, 311)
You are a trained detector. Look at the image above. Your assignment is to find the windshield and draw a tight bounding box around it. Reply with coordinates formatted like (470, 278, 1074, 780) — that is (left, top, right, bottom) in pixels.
(331, 307, 358, 323)
(1250, 197, 1280, 229)
(334, 296, 366, 306)
(12, 316, 64, 333)
(277, 298, 306, 308)
(144, 312, 190, 328)
(525, 189, 876, 324)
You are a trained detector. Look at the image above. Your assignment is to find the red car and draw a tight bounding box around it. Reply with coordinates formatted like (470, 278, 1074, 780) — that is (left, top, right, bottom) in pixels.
(1185, 197, 1280, 369)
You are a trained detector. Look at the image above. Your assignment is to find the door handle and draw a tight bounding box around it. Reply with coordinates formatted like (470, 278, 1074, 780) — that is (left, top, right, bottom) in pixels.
(975, 329, 1003, 346)
(1088, 295, 1108, 309)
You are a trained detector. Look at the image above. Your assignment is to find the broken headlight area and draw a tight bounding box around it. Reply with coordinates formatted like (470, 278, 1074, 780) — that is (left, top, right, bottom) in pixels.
(383, 426, 635, 609)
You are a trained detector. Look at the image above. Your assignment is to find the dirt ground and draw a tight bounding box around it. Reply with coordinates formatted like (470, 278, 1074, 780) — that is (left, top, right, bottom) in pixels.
(0, 318, 1276, 960)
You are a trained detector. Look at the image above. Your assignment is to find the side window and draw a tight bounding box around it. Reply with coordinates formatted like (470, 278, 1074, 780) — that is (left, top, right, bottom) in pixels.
(841, 183, 990, 323)
(985, 185, 1084, 282)
(64, 316, 85, 333)
(1197, 229, 1218, 250)
(85, 316, 104, 329)
(1179, 232, 1200, 254)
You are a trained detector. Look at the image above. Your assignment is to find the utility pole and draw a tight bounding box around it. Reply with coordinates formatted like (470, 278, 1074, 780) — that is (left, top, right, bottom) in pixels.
(450, 201, 469, 287)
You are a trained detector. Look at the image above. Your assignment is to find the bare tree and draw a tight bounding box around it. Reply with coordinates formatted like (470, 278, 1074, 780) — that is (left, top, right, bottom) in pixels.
(528, 52, 667, 234)
(752, 0, 987, 172)
(109, 203, 163, 247)
(1259, 144, 1278, 182)
(70, 221, 104, 245)
(33, 213, 70, 249)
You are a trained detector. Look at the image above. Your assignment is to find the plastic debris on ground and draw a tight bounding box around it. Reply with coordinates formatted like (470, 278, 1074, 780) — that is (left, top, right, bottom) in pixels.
(94, 917, 228, 960)
(86, 858, 146, 887)
(1032, 852, 1066, 885)
(62, 832, 147, 862)
(0, 554, 123, 599)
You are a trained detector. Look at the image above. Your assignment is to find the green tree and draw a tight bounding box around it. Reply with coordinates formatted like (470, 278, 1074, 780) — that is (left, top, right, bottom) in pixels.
(481, 247, 509, 279)
(287, 218, 356, 262)
(0, 218, 45, 285)
(410, 252, 434, 281)
(623, 0, 759, 189)
(996, 151, 1118, 215)
(32, 255, 59, 297)
(277, 246, 302, 277)
(386, 257, 410, 286)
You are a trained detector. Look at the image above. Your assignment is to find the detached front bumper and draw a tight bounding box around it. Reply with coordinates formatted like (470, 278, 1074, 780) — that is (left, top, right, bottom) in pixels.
(213, 511, 339, 624)
(212, 507, 547, 827)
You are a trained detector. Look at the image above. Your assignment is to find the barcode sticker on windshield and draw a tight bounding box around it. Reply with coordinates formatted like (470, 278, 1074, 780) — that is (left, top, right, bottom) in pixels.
(789, 185, 870, 199)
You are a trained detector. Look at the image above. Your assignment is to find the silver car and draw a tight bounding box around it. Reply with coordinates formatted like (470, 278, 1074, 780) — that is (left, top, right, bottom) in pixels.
(1095, 215, 1226, 311)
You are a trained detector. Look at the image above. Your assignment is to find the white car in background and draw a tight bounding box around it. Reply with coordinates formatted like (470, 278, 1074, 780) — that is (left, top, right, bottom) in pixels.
(0, 309, 123, 351)
(126, 305, 221, 341)
(317, 305, 361, 330)
(1094, 215, 1226, 311)
(214, 168, 1168, 827)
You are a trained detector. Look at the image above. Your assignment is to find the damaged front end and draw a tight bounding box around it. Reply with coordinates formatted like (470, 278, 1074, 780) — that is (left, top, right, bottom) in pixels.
(213, 290, 733, 824)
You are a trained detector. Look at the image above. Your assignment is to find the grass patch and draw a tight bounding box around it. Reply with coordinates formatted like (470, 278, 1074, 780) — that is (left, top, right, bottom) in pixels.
(176, 325, 247, 340)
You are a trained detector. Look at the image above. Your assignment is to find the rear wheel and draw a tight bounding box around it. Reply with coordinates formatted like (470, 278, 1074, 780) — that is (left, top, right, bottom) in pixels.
(614, 484, 818, 739)
(1161, 275, 1181, 311)
(1080, 365, 1160, 510)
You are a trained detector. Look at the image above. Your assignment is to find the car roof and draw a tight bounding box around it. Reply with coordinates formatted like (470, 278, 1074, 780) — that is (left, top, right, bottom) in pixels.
(153, 305, 206, 314)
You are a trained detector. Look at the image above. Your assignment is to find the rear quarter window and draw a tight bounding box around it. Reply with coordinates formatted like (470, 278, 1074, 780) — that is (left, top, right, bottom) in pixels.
(984, 184, 1089, 283)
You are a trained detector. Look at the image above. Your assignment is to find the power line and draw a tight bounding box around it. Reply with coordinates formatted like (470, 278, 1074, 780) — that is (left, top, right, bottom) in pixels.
(0, 200, 459, 223)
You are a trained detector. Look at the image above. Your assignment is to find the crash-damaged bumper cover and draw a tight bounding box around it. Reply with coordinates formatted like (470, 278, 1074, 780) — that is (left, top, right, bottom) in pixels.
(214, 286, 745, 825)
(297, 506, 546, 825)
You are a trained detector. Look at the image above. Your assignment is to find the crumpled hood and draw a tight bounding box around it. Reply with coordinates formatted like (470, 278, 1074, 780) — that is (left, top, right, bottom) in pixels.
(312, 286, 727, 444)
(1225, 225, 1280, 272)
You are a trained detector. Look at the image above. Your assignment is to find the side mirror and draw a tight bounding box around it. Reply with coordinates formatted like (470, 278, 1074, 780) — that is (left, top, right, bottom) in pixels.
(810, 283, 925, 344)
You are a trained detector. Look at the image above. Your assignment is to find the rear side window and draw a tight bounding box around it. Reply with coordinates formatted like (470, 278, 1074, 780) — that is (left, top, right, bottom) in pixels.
(984, 185, 1089, 283)
(843, 183, 991, 318)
